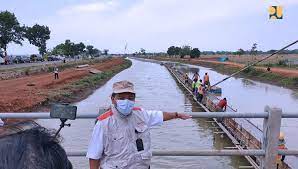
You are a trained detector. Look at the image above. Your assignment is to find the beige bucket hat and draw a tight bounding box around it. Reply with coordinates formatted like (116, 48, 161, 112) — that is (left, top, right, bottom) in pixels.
(113, 80, 135, 94)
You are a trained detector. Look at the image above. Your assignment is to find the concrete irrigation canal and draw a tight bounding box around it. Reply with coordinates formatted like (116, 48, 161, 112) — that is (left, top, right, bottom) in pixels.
(37, 58, 298, 169)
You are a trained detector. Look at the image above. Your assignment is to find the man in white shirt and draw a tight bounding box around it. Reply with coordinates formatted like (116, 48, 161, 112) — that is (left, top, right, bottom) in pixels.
(54, 66, 59, 79)
(86, 80, 191, 169)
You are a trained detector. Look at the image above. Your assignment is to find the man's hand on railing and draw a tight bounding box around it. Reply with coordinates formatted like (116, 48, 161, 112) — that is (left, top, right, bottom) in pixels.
(163, 112, 192, 121)
(178, 113, 192, 120)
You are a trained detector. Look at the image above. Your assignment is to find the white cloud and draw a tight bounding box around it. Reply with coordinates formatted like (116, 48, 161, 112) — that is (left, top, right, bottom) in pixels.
(58, 1, 118, 15)
(39, 0, 298, 53)
(54, 0, 259, 36)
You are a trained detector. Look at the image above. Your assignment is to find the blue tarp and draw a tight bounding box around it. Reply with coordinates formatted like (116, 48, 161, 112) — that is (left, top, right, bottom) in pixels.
(218, 56, 228, 62)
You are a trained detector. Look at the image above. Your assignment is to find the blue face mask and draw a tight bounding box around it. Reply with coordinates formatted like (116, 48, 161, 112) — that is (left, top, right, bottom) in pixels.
(115, 99, 135, 117)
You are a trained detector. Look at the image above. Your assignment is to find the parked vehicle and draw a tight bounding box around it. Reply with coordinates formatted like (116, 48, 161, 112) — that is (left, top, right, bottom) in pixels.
(13, 56, 25, 64)
(56, 55, 65, 61)
(0, 57, 5, 65)
(48, 55, 65, 61)
(30, 54, 44, 62)
(22, 56, 31, 63)
(48, 56, 60, 61)
(12, 55, 31, 64)
(36, 56, 44, 62)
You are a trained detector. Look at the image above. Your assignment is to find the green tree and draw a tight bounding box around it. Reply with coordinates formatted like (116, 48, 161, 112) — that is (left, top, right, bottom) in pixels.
(250, 43, 257, 56)
(179, 45, 191, 58)
(0, 11, 24, 60)
(75, 42, 85, 54)
(51, 40, 98, 58)
(174, 47, 181, 56)
(51, 43, 65, 55)
(86, 45, 94, 55)
(86, 45, 101, 56)
(167, 46, 176, 56)
(267, 49, 277, 54)
(237, 48, 245, 56)
(190, 48, 200, 58)
(103, 49, 109, 55)
(25, 24, 50, 56)
(64, 39, 76, 57)
(92, 48, 101, 57)
(140, 48, 146, 55)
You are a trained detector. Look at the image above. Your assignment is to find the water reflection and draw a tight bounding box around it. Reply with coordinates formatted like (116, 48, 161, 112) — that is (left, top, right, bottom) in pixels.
(291, 91, 298, 100)
(241, 78, 257, 87)
(177, 62, 298, 168)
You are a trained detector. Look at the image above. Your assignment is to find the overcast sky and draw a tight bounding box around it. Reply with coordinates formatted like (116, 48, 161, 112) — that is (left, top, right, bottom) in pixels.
(1, 0, 298, 54)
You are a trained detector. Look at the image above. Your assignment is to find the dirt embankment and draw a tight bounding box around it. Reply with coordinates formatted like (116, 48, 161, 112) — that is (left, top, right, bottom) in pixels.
(153, 57, 298, 91)
(195, 60, 298, 77)
(0, 58, 108, 80)
(0, 58, 131, 113)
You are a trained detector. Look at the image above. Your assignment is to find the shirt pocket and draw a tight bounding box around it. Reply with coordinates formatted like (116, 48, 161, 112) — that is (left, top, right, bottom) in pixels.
(135, 123, 148, 133)
(105, 132, 125, 156)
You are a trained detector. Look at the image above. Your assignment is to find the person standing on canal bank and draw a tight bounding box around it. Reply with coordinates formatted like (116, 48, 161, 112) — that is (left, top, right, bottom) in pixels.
(197, 84, 204, 102)
(192, 79, 197, 93)
(86, 80, 191, 169)
(184, 72, 189, 84)
(203, 73, 210, 87)
(54, 66, 59, 79)
(192, 71, 200, 82)
(192, 79, 201, 96)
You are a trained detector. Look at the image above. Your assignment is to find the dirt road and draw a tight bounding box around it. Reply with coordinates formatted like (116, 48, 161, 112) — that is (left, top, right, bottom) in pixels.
(0, 58, 124, 112)
(197, 60, 298, 77)
(157, 57, 298, 77)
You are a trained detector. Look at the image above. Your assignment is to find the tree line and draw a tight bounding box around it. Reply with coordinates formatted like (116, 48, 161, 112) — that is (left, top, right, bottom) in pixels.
(50, 40, 106, 58)
(167, 45, 201, 58)
(0, 10, 105, 62)
(193, 43, 298, 56)
(167, 43, 298, 58)
(0, 11, 50, 58)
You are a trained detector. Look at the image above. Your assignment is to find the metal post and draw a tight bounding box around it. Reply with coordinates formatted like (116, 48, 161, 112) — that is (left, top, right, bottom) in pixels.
(261, 106, 282, 169)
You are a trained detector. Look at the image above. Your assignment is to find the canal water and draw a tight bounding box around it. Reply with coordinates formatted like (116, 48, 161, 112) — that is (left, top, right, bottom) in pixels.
(178, 62, 298, 168)
(38, 58, 298, 168)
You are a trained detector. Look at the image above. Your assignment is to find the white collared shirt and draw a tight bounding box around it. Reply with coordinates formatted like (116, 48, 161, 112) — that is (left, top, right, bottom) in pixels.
(86, 108, 163, 160)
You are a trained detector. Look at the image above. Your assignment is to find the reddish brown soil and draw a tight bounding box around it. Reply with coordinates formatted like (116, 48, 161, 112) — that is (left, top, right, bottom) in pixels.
(156, 57, 298, 77)
(0, 58, 124, 112)
(196, 60, 298, 77)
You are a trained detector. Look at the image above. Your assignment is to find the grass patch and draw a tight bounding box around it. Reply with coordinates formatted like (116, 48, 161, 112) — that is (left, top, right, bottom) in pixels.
(281, 77, 298, 86)
(71, 59, 132, 89)
(61, 91, 72, 98)
(47, 59, 132, 104)
(24, 68, 31, 75)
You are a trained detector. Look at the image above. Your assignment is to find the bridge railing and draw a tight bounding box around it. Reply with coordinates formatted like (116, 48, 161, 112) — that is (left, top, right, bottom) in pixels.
(1, 106, 298, 169)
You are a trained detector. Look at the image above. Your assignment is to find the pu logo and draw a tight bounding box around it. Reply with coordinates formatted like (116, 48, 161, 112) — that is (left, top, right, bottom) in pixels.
(269, 6, 283, 19)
